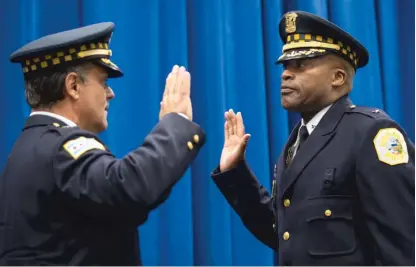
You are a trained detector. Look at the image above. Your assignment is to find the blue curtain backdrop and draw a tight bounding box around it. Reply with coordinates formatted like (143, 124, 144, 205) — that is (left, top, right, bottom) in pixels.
(0, 0, 414, 265)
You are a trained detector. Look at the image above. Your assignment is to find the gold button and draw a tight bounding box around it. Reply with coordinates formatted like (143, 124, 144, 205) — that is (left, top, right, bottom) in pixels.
(52, 122, 60, 127)
(283, 231, 290, 240)
(324, 209, 332, 217)
(283, 199, 291, 207)
(187, 141, 193, 150)
(193, 134, 199, 144)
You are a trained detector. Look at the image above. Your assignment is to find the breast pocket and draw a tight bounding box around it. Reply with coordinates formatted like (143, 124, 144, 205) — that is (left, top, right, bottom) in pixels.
(306, 195, 356, 257)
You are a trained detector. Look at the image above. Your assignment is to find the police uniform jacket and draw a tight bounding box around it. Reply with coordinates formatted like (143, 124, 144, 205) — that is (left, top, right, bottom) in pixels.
(211, 95, 415, 265)
(0, 113, 205, 265)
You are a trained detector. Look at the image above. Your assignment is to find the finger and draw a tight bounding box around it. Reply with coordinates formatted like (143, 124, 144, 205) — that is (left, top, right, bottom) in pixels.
(224, 121, 229, 141)
(167, 65, 179, 95)
(239, 134, 251, 152)
(171, 64, 179, 73)
(181, 70, 191, 97)
(227, 109, 235, 135)
(242, 133, 251, 143)
(174, 66, 185, 95)
(236, 112, 245, 137)
(171, 65, 182, 94)
(230, 109, 238, 135)
(163, 73, 172, 97)
(225, 111, 232, 137)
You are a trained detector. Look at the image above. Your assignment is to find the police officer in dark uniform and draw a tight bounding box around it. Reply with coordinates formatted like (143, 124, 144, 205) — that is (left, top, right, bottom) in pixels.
(211, 11, 414, 265)
(0, 22, 205, 265)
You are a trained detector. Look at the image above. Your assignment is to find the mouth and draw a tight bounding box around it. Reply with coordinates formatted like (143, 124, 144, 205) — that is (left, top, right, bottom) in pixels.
(104, 105, 109, 111)
(280, 86, 296, 95)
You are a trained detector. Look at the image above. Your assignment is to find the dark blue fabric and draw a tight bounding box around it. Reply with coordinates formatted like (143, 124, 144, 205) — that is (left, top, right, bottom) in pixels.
(0, 0, 414, 265)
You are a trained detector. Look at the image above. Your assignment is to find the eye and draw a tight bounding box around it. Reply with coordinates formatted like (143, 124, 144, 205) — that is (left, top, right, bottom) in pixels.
(282, 60, 307, 70)
(296, 60, 306, 69)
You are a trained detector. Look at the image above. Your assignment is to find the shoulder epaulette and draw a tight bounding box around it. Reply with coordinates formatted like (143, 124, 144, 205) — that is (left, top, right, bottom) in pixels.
(345, 104, 389, 120)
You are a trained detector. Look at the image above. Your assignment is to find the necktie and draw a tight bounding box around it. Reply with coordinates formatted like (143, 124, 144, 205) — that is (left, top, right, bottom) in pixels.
(286, 125, 309, 165)
(296, 125, 309, 152)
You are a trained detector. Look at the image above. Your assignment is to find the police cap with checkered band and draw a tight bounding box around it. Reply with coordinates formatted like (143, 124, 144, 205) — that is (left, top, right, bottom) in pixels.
(9, 22, 123, 78)
(276, 11, 369, 70)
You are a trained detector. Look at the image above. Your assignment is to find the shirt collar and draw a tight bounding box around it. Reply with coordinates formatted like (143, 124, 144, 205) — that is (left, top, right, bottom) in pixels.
(30, 111, 77, 127)
(301, 104, 332, 134)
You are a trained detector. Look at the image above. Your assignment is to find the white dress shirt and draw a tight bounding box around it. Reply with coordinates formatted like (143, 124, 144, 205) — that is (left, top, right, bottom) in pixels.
(292, 104, 332, 157)
(29, 111, 188, 127)
(30, 111, 77, 127)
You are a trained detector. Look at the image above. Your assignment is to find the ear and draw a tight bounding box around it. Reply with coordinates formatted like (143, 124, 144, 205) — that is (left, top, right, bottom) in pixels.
(332, 68, 346, 87)
(64, 72, 81, 100)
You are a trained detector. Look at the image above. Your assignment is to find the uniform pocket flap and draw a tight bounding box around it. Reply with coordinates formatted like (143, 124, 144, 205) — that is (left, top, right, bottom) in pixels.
(306, 195, 353, 222)
(306, 195, 356, 257)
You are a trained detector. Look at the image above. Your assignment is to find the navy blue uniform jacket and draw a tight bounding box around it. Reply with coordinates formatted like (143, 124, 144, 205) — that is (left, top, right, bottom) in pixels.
(0, 113, 205, 265)
(212, 96, 414, 265)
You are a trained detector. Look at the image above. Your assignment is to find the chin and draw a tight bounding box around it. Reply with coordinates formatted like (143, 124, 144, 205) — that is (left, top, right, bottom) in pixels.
(281, 100, 301, 112)
(89, 121, 108, 134)
(99, 121, 108, 132)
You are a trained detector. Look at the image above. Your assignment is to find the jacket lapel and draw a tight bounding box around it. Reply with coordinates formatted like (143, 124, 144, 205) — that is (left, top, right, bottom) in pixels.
(274, 121, 299, 188)
(279, 96, 352, 196)
(283, 122, 301, 168)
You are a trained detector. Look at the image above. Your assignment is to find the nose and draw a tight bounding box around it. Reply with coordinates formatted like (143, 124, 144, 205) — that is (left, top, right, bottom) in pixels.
(281, 69, 295, 81)
(106, 86, 115, 100)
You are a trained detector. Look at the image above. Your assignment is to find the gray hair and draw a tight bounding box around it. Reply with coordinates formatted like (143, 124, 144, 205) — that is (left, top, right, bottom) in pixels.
(24, 62, 94, 109)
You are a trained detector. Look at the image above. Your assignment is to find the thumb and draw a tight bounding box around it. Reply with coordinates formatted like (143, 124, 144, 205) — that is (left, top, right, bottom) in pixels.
(239, 134, 251, 151)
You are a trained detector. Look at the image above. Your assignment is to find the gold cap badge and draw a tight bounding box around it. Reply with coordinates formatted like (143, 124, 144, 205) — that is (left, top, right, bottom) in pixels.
(285, 12, 298, 33)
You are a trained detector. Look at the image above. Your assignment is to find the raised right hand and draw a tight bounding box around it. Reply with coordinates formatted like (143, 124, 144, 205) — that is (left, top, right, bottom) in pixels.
(219, 109, 251, 172)
(159, 65, 192, 121)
